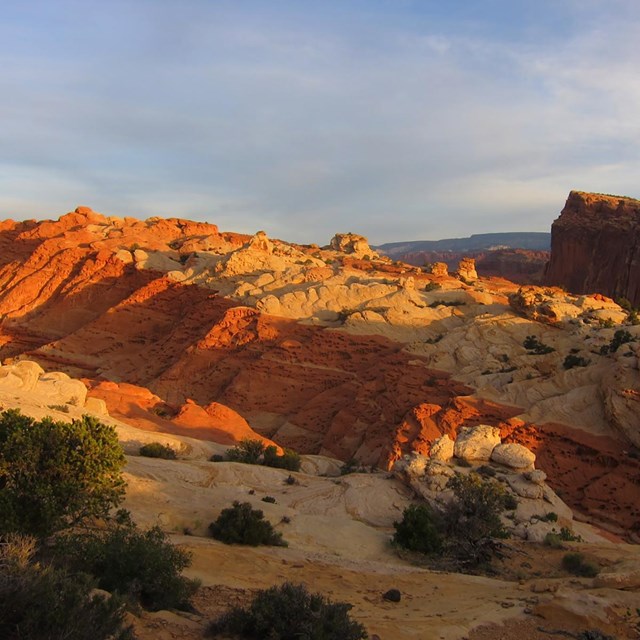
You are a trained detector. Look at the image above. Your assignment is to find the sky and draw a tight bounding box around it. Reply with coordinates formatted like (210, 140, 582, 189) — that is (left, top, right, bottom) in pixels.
(1, 0, 639, 245)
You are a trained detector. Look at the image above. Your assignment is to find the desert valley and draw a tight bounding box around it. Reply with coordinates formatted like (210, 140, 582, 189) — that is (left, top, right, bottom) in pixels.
(1, 191, 639, 639)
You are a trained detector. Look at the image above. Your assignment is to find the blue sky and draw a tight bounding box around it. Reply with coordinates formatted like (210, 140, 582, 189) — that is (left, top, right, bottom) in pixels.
(1, 1, 639, 244)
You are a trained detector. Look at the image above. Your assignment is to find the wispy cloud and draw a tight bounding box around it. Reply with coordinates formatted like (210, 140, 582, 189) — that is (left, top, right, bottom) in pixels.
(0, 0, 638, 243)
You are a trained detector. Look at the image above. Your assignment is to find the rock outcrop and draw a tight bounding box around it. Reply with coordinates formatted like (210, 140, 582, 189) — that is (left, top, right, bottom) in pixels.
(544, 191, 640, 305)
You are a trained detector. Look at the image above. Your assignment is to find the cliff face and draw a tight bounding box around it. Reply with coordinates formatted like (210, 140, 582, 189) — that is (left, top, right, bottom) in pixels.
(544, 191, 640, 304)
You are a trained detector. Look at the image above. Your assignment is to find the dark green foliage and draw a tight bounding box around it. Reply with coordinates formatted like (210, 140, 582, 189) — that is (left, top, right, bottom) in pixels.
(442, 473, 510, 565)
(523, 335, 555, 354)
(563, 354, 590, 369)
(539, 512, 558, 522)
(0, 535, 134, 640)
(392, 504, 443, 554)
(562, 552, 599, 577)
(48, 403, 70, 413)
(209, 454, 225, 462)
(263, 445, 302, 471)
(424, 281, 441, 292)
(0, 409, 126, 538)
(227, 439, 266, 464)
(207, 582, 367, 640)
(56, 512, 198, 611)
(544, 532, 564, 549)
(261, 496, 277, 504)
(558, 526, 582, 542)
(139, 442, 177, 460)
(209, 501, 287, 547)
(616, 297, 633, 312)
(502, 493, 518, 511)
(609, 329, 633, 353)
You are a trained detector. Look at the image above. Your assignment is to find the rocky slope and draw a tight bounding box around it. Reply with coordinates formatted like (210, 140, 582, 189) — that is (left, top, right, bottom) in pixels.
(544, 191, 640, 305)
(0, 206, 639, 538)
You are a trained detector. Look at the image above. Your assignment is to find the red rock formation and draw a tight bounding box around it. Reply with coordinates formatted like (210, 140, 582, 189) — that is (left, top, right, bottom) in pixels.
(544, 191, 640, 304)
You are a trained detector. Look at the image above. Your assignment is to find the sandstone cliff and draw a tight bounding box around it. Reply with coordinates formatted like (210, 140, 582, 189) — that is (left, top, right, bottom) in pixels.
(544, 191, 640, 304)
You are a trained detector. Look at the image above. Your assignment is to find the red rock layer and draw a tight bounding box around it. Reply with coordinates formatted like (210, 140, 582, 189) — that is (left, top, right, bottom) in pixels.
(544, 191, 640, 305)
(504, 421, 640, 541)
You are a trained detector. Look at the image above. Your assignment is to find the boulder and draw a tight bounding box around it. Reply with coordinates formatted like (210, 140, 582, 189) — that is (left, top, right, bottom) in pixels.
(453, 425, 500, 462)
(392, 452, 428, 479)
(523, 469, 547, 485)
(0, 361, 44, 392)
(491, 443, 536, 470)
(430, 434, 454, 462)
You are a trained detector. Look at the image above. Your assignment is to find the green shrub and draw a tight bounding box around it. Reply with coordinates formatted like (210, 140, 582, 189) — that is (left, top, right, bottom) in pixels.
(610, 329, 634, 352)
(393, 504, 443, 554)
(563, 354, 590, 369)
(263, 445, 302, 471)
(539, 512, 558, 522)
(206, 582, 367, 640)
(424, 281, 441, 292)
(226, 439, 266, 464)
(558, 526, 582, 542)
(139, 442, 177, 460)
(562, 552, 599, 577)
(261, 496, 277, 504)
(209, 501, 287, 547)
(523, 335, 555, 354)
(577, 631, 615, 640)
(209, 453, 225, 462)
(0, 535, 133, 640)
(0, 410, 126, 538)
(56, 511, 198, 611)
(544, 532, 564, 549)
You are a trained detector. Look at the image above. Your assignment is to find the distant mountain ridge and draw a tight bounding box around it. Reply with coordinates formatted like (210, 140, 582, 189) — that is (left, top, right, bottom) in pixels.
(377, 232, 551, 257)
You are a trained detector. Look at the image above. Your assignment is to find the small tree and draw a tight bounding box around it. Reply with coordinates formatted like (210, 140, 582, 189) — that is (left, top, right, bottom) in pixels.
(263, 445, 302, 471)
(57, 511, 199, 611)
(226, 439, 266, 464)
(207, 582, 367, 640)
(209, 501, 286, 547)
(139, 442, 177, 460)
(0, 410, 126, 538)
(442, 473, 510, 565)
(392, 504, 443, 554)
(0, 535, 133, 640)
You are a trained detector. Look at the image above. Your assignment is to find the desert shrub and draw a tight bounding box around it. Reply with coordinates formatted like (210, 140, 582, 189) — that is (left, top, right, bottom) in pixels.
(563, 354, 590, 369)
(544, 532, 564, 549)
(261, 496, 277, 504)
(558, 526, 582, 542)
(56, 511, 198, 611)
(139, 442, 177, 460)
(539, 512, 558, 522)
(523, 335, 555, 354)
(263, 445, 302, 471)
(209, 453, 225, 462)
(206, 582, 367, 640)
(424, 281, 441, 292)
(562, 552, 599, 577)
(428, 299, 465, 308)
(0, 410, 126, 538)
(48, 403, 70, 413)
(209, 501, 287, 547)
(502, 493, 519, 511)
(392, 504, 443, 555)
(0, 535, 133, 640)
(226, 439, 266, 465)
(610, 329, 634, 352)
(442, 473, 510, 565)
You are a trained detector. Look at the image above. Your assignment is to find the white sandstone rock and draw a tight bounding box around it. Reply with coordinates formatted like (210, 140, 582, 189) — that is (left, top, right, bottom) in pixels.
(454, 425, 501, 462)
